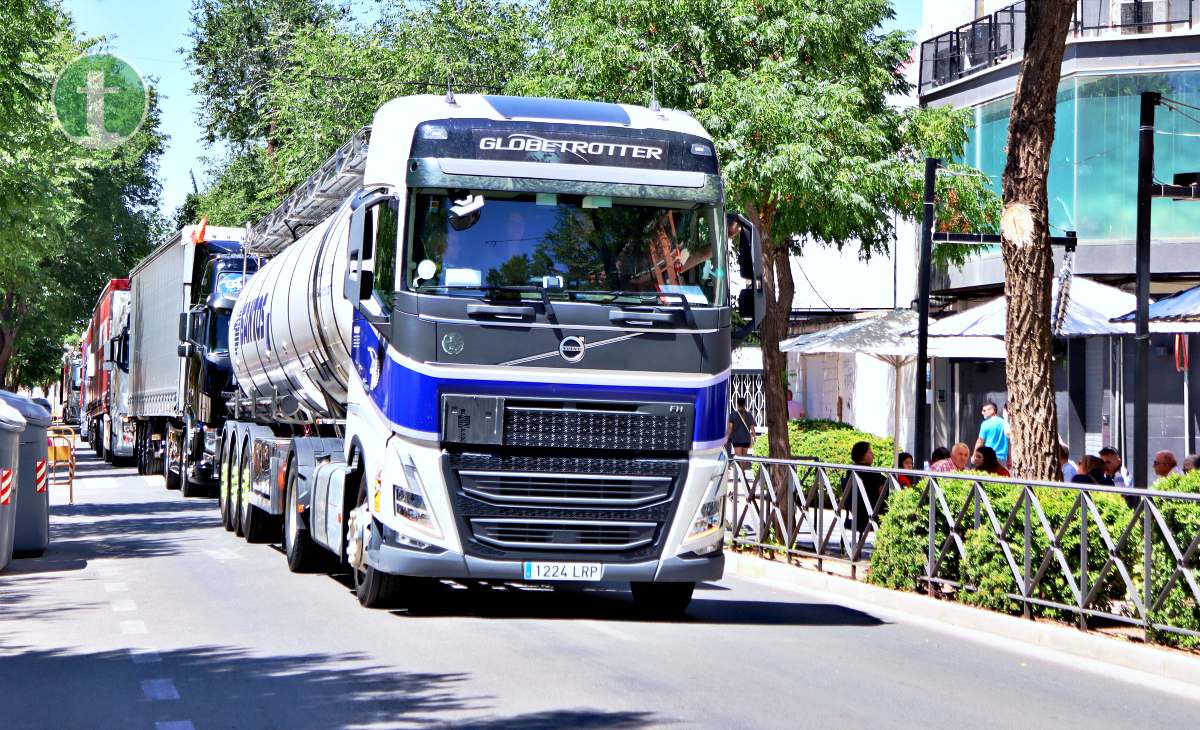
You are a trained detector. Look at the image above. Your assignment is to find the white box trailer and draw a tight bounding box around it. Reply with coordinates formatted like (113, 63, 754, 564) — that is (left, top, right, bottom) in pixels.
(128, 224, 245, 491)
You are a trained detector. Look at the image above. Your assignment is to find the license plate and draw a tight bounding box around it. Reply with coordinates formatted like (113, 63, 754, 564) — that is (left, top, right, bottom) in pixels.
(523, 561, 603, 581)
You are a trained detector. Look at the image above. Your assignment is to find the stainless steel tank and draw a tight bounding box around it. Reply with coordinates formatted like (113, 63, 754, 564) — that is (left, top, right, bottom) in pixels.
(230, 201, 355, 418)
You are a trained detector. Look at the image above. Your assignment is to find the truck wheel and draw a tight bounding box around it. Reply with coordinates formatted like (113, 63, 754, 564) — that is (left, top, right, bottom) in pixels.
(179, 424, 201, 498)
(135, 425, 147, 475)
(630, 582, 695, 619)
(218, 437, 235, 532)
(163, 436, 180, 490)
(234, 441, 248, 537)
(351, 473, 398, 608)
(283, 459, 322, 573)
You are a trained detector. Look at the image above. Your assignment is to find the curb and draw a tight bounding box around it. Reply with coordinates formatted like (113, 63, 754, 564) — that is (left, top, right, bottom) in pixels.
(724, 550, 1200, 689)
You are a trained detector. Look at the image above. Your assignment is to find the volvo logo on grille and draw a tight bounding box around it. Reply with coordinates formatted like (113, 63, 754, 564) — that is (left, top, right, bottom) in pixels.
(559, 336, 586, 363)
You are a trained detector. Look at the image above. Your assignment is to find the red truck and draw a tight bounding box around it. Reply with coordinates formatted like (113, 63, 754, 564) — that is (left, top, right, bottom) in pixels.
(83, 278, 133, 463)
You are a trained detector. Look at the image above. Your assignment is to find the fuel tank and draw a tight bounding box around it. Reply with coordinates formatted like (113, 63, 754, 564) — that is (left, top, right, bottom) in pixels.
(229, 201, 355, 418)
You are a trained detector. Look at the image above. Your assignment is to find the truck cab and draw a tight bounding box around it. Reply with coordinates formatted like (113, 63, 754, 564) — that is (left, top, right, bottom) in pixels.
(171, 248, 259, 490)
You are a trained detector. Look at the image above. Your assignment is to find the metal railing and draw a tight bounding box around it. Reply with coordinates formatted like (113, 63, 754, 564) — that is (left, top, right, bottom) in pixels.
(727, 455, 1200, 644)
(918, 1, 1196, 95)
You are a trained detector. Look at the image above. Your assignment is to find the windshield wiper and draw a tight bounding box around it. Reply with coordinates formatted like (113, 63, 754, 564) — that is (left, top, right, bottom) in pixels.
(567, 290, 696, 327)
(421, 284, 559, 322)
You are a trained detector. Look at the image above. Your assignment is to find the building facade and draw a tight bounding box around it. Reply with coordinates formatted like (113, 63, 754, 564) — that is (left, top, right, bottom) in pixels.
(918, 0, 1200, 469)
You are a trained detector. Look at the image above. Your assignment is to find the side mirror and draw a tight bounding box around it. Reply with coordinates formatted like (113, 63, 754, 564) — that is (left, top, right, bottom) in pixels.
(177, 342, 194, 358)
(345, 191, 395, 326)
(730, 213, 765, 346)
(178, 312, 189, 341)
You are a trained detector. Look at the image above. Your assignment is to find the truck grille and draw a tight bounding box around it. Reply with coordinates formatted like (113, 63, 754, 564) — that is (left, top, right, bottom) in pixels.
(470, 519, 657, 551)
(504, 406, 687, 451)
(444, 452, 687, 562)
(441, 395, 693, 453)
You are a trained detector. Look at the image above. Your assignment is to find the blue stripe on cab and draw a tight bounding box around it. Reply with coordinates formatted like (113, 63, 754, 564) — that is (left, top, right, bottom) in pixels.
(353, 317, 728, 444)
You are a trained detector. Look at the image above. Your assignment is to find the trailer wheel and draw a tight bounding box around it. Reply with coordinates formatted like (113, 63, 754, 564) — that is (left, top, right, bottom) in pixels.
(234, 439, 248, 537)
(219, 435, 235, 532)
(351, 471, 398, 608)
(284, 458, 323, 572)
(630, 582, 695, 619)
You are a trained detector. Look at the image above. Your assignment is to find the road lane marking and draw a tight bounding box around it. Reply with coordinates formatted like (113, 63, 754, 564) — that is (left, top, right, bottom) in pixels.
(128, 648, 161, 664)
(155, 722, 194, 730)
(581, 620, 634, 642)
(120, 620, 147, 635)
(141, 679, 180, 701)
(110, 599, 138, 612)
(104, 582, 129, 593)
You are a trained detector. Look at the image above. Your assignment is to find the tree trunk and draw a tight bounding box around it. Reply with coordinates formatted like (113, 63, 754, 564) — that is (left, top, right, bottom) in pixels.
(0, 292, 21, 386)
(749, 202, 795, 533)
(1000, 1, 1076, 481)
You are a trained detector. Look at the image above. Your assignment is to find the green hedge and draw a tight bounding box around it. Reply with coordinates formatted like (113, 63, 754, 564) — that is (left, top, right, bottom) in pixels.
(751, 420, 893, 490)
(867, 476, 1136, 624)
(1148, 471, 1200, 648)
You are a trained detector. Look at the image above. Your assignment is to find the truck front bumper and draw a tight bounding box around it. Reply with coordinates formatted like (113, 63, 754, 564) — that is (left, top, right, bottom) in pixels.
(365, 538, 724, 584)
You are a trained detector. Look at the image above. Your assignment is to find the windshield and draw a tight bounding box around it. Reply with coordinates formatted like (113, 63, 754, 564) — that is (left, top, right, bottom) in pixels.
(405, 191, 725, 305)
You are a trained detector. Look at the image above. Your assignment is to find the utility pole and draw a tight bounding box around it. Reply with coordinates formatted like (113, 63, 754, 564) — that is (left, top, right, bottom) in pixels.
(1134, 91, 1160, 488)
(916, 157, 939, 465)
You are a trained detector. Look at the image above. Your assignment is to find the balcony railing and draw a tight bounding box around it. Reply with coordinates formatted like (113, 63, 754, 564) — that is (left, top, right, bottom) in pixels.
(919, 1, 1197, 95)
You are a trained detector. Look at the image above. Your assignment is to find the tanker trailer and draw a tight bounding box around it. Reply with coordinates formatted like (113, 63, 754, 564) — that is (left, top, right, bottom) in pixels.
(220, 93, 763, 613)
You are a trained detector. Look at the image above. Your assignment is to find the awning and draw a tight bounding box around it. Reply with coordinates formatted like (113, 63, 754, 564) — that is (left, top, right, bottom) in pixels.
(928, 278, 1135, 338)
(1112, 283, 1200, 333)
(781, 310, 1005, 360)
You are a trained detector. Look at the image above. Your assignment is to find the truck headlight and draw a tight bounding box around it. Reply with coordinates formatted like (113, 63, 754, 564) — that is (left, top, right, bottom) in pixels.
(393, 455, 442, 538)
(684, 453, 727, 549)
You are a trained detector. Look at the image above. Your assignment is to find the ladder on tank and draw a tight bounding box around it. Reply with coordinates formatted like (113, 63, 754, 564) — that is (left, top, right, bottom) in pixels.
(243, 126, 372, 254)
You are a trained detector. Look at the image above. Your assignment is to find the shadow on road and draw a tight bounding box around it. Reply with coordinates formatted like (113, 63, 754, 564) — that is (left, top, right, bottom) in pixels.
(0, 644, 663, 729)
(360, 578, 886, 628)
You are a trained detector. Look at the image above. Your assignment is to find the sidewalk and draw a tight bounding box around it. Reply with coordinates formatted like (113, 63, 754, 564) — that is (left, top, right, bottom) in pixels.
(724, 550, 1200, 692)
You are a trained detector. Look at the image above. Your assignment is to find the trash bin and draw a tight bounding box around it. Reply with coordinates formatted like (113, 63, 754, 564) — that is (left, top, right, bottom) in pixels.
(1, 392, 51, 558)
(0, 399, 26, 572)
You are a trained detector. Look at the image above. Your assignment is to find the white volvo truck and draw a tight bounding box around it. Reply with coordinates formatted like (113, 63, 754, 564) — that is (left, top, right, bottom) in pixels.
(219, 93, 762, 612)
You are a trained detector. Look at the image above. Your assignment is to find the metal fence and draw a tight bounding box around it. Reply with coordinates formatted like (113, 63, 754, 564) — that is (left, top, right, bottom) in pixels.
(918, 0, 1197, 94)
(726, 455, 1200, 644)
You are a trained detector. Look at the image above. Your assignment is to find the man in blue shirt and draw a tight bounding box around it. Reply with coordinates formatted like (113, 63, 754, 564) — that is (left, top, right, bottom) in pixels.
(975, 400, 1009, 465)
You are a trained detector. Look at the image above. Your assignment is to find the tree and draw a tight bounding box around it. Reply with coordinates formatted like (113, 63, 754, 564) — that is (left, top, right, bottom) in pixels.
(266, 0, 536, 192)
(1000, 2, 1076, 480)
(184, 0, 344, 150)
(0, 1, 166, 383)
(511, 0, 994, 480)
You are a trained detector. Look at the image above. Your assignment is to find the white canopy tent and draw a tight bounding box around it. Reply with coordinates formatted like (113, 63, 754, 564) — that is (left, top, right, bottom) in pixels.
(781, 310, 1004, 456)
(928, 277, 1136, 339)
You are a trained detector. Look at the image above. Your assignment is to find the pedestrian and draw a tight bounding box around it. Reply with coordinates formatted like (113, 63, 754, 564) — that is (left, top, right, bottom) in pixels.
(971, 446, 1010, 477)
(842, 440, 885, 543)
(895, 451, 914, 487)
(726, 397, 757, 456)
(1153, 450, 1180, 481)
(931, 442, 969, 473)
(1184, 454, 1200, 474)
(1059, 443, 1077, 482)
(1099, 447, 1129, 487)
(929, 446, 950, 468)
(1071, 455, 1112, 486)
(786, 388, 805, 421)
(974, 400, 1009, 466)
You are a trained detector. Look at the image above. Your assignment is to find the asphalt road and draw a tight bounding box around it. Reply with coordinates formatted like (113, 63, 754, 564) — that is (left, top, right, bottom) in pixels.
(3, 446, 1199, 729)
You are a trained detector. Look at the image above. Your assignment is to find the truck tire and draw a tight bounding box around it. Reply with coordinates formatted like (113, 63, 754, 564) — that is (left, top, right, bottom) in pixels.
(351, 472, 398, 608)
(630, 582, 695, 619)
(234, 440, 248, 537)
(219, 436, 235, 532)
(283, 459, 323, 573)
(179, 423, 202, 498)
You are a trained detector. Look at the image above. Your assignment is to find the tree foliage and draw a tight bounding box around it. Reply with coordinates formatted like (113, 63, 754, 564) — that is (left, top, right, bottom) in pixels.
(0, 0, 166, 388)
(184, 0, 344, 149)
